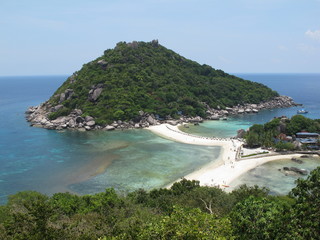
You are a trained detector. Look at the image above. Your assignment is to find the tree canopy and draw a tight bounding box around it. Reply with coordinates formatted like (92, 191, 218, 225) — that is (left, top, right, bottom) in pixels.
(1, 168, 320, 239)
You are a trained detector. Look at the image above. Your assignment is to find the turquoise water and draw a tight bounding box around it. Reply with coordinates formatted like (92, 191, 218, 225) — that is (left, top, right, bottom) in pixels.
(0, 74, 319, 203)
(0, 76, 220, 203)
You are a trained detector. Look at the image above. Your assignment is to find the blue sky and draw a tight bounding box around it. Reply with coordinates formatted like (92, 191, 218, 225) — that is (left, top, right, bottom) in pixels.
(1, 0, 319, 75)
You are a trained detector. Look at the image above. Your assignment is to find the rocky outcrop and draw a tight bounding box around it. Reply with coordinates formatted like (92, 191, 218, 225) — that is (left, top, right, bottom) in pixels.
(282, 167, 308, 175)
(58, 89, 74, 103)
(26, 95, 298, 132)
(88, 84, 104, 102)
(204, 95, 299, 120)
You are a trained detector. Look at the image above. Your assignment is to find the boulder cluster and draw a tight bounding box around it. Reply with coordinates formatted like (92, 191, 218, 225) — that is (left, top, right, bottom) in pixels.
(25, 95, 299, 131)
(205, 96, 299, 120)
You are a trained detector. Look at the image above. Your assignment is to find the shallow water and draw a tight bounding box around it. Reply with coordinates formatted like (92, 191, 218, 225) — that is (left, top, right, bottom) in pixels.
(229, 156, 320, 195)
(0, 74, 319, 203)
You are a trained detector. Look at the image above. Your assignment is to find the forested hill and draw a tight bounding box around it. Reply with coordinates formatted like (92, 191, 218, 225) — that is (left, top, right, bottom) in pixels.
(46, 40, 278, 124)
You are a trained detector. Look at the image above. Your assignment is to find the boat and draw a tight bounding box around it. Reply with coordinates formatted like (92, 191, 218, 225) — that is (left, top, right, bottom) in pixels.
(297, 109, 308, 114)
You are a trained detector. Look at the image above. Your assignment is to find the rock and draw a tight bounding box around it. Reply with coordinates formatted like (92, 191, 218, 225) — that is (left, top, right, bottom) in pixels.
(59, 89, 74, 103)
(86, 120, 96, 127)
(75, 116, 84, 123)
(134, 123, 140, 128)
(59, 93, 66, 102)
(245, 108, 252, 113)
(210, 115, 220, 120)
(71, 109, 83, 116)
(238, 109, 245, 114)
(90, 88, 103, 101)
(105, 125, 115, 131)
(252, 109, 259, 113)
(221, 110, 229, 115)
(167, 120, 178, 126)
(289, 167, 308, 175)
(85, 116, 94, 122)
(97, 59, 108, 67)
(291, 158, 303, 164)
(85, 126, 92, 131)
(111, 122, 118, 127)
(68, 119, 76, 128)
(147, 115, 157, 125)
(52, 104, 64, 112)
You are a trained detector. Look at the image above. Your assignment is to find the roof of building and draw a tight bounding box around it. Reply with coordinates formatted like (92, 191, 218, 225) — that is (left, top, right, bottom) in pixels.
(296, 132, 319, 136)
(298, 139, 318, 144)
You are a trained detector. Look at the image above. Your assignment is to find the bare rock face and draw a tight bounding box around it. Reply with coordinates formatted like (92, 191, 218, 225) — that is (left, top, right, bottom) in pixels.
(97, 59, 108, 66)
(147, 115, 157, 125)
(59, 89, 74, 103)
(88, 84, 104, 102)
(51, 104, 64, 112)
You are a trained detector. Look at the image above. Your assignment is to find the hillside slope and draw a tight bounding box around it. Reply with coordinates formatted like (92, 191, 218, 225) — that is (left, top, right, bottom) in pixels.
(26, 40, 287, 129)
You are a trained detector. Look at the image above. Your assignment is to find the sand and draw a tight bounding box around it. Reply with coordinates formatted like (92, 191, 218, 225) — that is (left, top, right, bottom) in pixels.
(147, 124, 303, 189)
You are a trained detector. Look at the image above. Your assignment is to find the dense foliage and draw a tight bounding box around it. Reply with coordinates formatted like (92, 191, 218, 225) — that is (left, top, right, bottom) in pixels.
(245, 115, 320, 149)
(49, 41, 278, 124)
(1, 168, 320, 239)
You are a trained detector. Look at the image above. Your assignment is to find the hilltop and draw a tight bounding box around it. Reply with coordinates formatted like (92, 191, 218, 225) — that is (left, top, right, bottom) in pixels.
(26, 40, 296, 130)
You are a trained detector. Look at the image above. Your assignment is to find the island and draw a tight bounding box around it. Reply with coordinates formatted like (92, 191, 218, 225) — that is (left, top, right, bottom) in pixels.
(25, 40, 297, 131)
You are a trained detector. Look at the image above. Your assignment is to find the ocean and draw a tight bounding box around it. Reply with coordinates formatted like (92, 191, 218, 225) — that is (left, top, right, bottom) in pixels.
(0, 73, 319, 203)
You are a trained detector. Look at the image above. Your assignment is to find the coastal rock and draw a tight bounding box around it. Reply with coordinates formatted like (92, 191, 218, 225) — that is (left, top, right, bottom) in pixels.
(167, 120, 178, 126)
(85, 116, 94, 122)
(105, 125, 115, 131)
(147, 115, 157, 125)
(86, 120, 96, 127)
(210, 115, 220, 120)
(68, 119, 76, 128)
(84, 126, 92, 131)
(75, 116, 84, 123)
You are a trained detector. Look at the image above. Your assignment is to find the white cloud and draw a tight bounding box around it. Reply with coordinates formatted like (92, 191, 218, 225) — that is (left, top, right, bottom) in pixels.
(305, 29, 320, 41)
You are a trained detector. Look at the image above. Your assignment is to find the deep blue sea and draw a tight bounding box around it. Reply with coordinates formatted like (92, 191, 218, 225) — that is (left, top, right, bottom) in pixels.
(0, 73, 319, 203)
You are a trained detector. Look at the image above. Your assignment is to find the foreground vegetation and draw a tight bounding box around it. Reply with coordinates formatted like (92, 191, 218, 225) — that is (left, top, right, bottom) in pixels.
(1, 167, 320, 239)
(49, 40, 278, 124)
(245, 115, 320, 150)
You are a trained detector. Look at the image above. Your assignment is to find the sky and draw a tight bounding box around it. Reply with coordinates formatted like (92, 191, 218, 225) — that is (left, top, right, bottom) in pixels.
(0, 0, 319, 76)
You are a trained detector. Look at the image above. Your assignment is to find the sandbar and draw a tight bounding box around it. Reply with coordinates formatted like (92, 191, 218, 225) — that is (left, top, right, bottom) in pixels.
(147, 124, 303, 189)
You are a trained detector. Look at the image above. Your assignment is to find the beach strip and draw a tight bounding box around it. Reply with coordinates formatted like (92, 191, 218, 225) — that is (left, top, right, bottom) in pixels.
(147, 124, 303, 189)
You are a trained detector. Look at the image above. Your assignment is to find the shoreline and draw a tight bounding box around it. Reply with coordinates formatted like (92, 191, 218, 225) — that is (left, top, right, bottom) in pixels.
(147, 124, 304, 189)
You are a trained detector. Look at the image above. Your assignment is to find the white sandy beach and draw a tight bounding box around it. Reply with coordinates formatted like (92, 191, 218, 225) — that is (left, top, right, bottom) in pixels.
(147, 124, 303, 189)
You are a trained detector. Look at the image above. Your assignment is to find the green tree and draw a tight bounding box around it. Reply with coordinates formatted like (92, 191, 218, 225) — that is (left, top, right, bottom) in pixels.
(230, 196, 289, 240)
(139, 206, 234, 239)
(289, 167, 320, 239)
